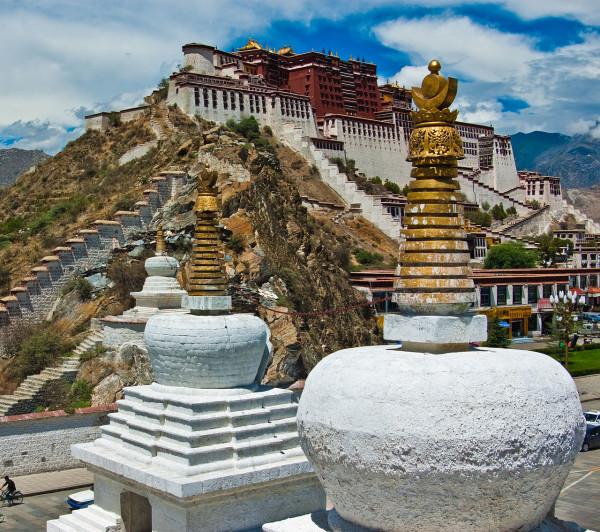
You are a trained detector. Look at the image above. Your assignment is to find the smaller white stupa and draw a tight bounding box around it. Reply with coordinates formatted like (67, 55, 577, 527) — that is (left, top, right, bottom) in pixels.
(125, 225, 186, 317)
(100, 225, 187, 349)
(48, 172, 325, 532)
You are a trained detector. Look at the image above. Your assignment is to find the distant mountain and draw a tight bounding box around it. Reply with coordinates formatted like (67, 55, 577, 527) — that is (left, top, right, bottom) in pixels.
(0, 148, 49, 187)
(510, 131, 600, 189)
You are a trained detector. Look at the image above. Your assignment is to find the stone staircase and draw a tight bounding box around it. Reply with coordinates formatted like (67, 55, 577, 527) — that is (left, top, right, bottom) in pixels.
(0, 330, 104, 416)
(0, 169, 188, 336)
(457, 169, 533, 215)
(280, 125, 401, 240)
(47, 504, 122, 532)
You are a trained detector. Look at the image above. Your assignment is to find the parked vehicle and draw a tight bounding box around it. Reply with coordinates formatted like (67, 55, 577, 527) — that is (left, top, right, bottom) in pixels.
(66, 489, 94, 510)
(582, 424, 600, 452)
(584, 411, 600, 425)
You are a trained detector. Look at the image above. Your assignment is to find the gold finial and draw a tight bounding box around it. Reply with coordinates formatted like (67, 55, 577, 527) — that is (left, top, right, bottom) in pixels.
(156, 225, 166, 255)
(394, 59, 474, 315)
(411, 59, 457, 111)
(186, 170, 228, 297)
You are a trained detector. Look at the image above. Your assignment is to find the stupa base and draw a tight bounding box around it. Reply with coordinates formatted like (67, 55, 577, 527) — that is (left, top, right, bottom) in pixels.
(262, 510, 593, 532)
(383, 313, 487, 352)
(47, 383, 325, 532)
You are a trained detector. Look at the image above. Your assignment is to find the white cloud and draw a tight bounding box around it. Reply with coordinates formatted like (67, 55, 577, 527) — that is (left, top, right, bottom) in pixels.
(0, 1, 599, 152)
(375, 16, 541, 83)
(378, 15, 600, 135)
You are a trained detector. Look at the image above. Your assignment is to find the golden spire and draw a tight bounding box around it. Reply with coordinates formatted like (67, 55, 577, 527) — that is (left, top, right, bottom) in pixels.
(187, 170, 228, 297)
(156, 224, 166, 255)
(394, 60, 475, 315)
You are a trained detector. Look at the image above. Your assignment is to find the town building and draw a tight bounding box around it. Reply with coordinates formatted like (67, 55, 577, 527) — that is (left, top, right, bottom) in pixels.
(351, 267, 600, 339)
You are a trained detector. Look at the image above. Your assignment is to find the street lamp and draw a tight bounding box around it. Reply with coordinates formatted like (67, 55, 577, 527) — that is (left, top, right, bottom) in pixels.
(549, 290, 586, 371)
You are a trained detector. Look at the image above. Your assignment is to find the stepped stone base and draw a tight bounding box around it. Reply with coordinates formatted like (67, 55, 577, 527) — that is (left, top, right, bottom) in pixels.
(49, 384, 325, 531)
(262, 511, 593, 532)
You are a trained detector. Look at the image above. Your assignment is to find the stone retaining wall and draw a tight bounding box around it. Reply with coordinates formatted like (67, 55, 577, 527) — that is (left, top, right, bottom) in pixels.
(0, 405, 115, 477)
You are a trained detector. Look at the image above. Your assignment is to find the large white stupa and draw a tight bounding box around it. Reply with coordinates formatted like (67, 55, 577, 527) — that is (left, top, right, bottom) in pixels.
(266, 61, 586, 532)
(48, 172, 325, 532)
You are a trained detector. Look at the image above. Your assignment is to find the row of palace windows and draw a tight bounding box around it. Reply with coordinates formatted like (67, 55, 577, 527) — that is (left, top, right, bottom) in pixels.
(479, 284, 570, 307)
(340, 120, 396, 140)
(194, 87, 269, 114)
(280, 97, 311, 119)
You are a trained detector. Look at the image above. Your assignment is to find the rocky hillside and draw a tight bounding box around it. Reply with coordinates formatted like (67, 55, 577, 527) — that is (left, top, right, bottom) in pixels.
(565, 186, 600, 222)
(511, 131, 600, 188)
(0, 148, 49, 187)
(0, 104, 394, 395)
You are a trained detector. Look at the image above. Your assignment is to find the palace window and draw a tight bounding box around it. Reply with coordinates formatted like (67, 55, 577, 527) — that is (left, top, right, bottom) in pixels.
(223, 91, 228, 110)
(497, 285, 507, 306)
(528, 286, 539, 305)
(194, 87, 200, 107)
(230, 92, 236, 110)
(239, 93, 244, 112)
(212, 90, 217, 109)
(543, 284, 553, 298)
(480, 287, 491, 307)
(249, 95, 255, 113)
(513, 285, 523, 304)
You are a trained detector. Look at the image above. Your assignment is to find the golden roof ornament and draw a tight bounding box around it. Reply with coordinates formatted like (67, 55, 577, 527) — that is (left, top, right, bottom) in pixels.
(239, 39, 262, 51)
(394, 60, 475, 315)
(186, 170, 228, 297)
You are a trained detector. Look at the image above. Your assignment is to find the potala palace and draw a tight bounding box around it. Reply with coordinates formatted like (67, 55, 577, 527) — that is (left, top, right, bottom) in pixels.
(86, 39, 599, 245)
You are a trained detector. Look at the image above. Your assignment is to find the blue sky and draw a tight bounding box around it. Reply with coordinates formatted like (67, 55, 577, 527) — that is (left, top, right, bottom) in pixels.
(1, 0, 599, 153)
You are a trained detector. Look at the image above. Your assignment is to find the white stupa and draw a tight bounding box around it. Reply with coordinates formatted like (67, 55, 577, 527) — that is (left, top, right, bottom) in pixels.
(48, 174, 325, 532)
(266, 61, 586, 532)
(99, 226, 187, 349)
(125, 226, 186, 316)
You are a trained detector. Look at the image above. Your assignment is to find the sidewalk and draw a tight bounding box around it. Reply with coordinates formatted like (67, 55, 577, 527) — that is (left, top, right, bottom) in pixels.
(13, 467, 93, 497)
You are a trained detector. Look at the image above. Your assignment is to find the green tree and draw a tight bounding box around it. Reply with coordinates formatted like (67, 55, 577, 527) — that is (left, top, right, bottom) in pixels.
(536, 233, 573, 267)
(506, 206, 517, 217)
(484, 242, 538, 269)
(491, 203, 507, 221)
(481, 201, 491, 212)
(384, 180, 401, 194)
(466, 209, 492, 227)
(485, 317, 510, 348)
(370, 176, 382, 185)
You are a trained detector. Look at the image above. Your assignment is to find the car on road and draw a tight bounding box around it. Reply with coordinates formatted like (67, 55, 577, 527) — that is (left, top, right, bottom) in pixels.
(582, 424, 600, 452)
(584, 411, 600, 425)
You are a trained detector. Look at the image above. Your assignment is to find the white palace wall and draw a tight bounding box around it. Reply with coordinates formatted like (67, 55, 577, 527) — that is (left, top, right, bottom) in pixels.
(168, 81, 317, 139)
(322, 117, 412, 184)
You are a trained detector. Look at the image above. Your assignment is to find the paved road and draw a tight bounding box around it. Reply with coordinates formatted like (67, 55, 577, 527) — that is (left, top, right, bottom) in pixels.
(556, 449, 600, 530)
(0, 488, 74, 531)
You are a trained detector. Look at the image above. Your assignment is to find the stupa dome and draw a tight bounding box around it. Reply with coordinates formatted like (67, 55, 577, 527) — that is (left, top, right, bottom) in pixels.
(144, 312, 270, 388)
(298, 346, 584, 531)
(144, 255, 179, 277)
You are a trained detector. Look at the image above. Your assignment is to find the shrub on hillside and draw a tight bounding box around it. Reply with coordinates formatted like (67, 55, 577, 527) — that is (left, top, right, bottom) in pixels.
(62, 276, 94, 301)
(491, 203, 507, 221)
(8, 324, 74, 382)
(384, 180, 401, 194)
(354, 248, 384, 266)
(226, 116, 260, 141)
(68, 379, 93, 409)
(370, 176, 382, 185)
(107, 255, 147, 307)
(466, 209, 492, 227)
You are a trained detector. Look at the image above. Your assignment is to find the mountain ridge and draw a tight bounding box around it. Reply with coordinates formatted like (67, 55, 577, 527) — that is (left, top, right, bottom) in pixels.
(0, 148, 49, 187)
(510, 131, 600, 189)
